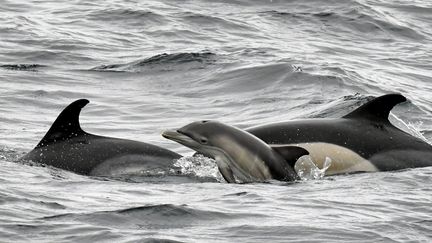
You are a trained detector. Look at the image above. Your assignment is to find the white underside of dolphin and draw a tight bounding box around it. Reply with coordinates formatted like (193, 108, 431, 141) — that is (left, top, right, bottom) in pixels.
(274, 142, 378, 175)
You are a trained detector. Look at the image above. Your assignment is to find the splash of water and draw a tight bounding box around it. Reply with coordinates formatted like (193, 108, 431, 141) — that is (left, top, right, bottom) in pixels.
(294, 155, 332, 180)
(173, 155, 223, 181)
(389, 113, 431, 145)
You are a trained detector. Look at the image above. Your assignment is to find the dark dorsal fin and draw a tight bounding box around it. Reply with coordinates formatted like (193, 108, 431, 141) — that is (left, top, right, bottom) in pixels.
(342, 94, 406, 122)
(36, 99, 89, 148)
(271, 145, 309, 168)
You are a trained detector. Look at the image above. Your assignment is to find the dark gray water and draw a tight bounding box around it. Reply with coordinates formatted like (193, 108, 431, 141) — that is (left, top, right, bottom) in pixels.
(1, 0, 432, 242)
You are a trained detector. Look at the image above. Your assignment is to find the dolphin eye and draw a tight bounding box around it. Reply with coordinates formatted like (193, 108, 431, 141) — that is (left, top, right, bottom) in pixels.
(202, 120, 208, 123)
(200, 138, 208, 144)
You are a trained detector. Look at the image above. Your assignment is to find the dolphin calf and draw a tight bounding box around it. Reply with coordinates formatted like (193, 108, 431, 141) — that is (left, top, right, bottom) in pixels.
(162, 121, 309, 183)
(22, 99, 181, 176)
(247, 94, 432, 175)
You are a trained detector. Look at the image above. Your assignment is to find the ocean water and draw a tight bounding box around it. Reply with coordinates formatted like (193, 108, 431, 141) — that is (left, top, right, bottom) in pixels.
(1, 0, 432, 242)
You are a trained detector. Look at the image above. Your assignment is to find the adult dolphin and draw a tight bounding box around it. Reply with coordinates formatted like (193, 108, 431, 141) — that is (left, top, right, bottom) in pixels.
(247, 94, 432, 175)
(22, 99, 181, 176)
(162, 121, 309, 183)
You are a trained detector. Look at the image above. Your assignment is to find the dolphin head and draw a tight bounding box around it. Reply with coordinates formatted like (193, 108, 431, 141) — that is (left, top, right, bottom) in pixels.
(162, 121, 242, 175)
(162, 121, 306, 183)
(162, 120, 220, 156)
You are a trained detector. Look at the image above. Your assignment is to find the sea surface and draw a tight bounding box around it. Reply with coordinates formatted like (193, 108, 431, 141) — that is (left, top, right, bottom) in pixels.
(1, 0, 432, 242)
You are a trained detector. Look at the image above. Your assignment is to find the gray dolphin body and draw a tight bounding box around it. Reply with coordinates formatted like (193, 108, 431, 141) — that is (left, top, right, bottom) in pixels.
(162, 121, 309, 183)
(247, 94, 432, 175)
(22, 99, 181, 176)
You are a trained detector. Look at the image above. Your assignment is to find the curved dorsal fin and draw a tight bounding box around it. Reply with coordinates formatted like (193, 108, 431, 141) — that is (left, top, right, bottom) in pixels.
(342, 94, 406, 122)
(36, 99, 89, 148)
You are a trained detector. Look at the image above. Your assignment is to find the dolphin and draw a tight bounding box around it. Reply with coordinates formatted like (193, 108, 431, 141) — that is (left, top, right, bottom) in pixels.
(162, 121, 309, 183)
(22, 99, 181, 176)
(247, 94, 432, 175)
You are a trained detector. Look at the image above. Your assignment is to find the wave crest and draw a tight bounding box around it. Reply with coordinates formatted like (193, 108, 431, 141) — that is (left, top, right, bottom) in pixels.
(91, 52, 216, 72)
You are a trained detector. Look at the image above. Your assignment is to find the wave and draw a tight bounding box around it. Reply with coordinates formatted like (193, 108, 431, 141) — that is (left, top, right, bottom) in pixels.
(0, 64, 46, 71)
(306, 93, 373, 118)
(87, 8, 168, 26)
(91, 52, 216, 72)
(179, 11, 257, 32)
(139, 238, 185, 243)
(261, 4, 426, 41)
(41, 204, 263, 229)
(184, 62, 360, 98)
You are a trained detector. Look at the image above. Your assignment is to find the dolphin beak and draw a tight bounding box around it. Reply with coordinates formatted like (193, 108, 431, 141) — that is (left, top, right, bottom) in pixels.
(162, 130, 196, 145)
